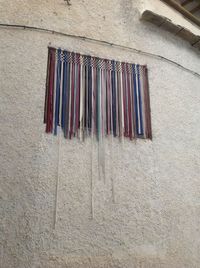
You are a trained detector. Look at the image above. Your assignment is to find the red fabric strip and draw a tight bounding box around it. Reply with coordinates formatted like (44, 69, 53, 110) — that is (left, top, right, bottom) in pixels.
(46, 48, 55, 133)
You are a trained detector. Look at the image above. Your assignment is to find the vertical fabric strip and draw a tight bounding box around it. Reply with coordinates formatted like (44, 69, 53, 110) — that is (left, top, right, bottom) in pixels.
(45, 48, 56, 133)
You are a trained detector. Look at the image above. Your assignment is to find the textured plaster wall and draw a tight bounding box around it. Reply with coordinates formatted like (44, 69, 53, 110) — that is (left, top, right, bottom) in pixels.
(0, 1, 200, 268)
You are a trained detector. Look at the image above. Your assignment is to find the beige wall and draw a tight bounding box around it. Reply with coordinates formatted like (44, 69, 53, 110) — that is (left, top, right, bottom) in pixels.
(0, 1, 200, 267)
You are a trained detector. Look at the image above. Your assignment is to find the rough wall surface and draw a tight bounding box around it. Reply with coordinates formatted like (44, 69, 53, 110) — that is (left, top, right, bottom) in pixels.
(0, 1, 200, 267)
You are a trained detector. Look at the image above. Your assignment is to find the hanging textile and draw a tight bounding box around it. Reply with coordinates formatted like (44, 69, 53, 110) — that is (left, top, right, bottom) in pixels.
(44, 47, 152, 140)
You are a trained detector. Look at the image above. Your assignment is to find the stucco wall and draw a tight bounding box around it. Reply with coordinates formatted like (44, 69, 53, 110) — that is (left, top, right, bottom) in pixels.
(0, 1, 200, 267)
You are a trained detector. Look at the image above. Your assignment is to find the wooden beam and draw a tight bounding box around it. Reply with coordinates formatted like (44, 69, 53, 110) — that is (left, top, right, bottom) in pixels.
(162, 0, 200, 27)
(181, 0, 194, 7)
(190, 3, 200, 14)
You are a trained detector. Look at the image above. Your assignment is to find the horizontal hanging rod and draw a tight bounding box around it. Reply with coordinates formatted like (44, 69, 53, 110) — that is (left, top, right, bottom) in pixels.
(0, 23, 200, 79)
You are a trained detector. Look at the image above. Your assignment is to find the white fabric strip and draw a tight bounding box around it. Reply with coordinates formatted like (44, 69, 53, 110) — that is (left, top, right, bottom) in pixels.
(135, 65, 141, 134)
(59, 60, 64, 128)
(79, 64, 83, 141)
